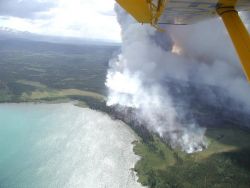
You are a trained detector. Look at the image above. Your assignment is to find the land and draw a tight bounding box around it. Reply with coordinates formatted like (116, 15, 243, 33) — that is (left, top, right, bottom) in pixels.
(133, 128, 250, 188)
(91, 103, 250, 188)
(0, 38, 115, 103)
(0, 37, 250, 188)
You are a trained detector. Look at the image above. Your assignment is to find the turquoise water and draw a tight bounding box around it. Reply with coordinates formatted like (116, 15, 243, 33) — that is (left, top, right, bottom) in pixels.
(0, 103, 143, 188)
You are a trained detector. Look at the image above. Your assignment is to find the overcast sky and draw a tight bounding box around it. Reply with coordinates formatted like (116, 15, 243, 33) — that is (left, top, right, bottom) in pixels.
(0, 0, 121, 42)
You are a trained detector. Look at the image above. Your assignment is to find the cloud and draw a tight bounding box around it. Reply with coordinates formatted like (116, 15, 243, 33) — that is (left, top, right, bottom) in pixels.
(0, 0, 121, 41)
(0, 0, 56, 19)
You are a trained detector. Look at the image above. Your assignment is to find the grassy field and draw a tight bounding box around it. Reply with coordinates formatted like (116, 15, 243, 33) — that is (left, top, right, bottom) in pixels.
(133, 128, 250, 188)
(0, 79, 105, 104)
(20, 88, 105, 101)
(16, 80, 47, 89)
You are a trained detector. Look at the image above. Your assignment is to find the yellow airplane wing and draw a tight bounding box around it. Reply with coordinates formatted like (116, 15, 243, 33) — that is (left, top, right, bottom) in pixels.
(116, 0, 250, 81)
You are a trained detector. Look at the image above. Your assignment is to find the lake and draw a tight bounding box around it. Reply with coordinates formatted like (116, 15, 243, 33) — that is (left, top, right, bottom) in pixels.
(0, 103, 143, 188)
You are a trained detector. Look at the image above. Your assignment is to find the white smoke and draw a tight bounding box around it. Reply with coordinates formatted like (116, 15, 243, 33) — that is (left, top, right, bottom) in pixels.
(105, 5, 250, 153)
(169, 14, 250, 110)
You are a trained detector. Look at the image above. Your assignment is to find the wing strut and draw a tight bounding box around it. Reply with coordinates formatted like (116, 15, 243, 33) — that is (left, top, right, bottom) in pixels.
(217, 7, 250, 80)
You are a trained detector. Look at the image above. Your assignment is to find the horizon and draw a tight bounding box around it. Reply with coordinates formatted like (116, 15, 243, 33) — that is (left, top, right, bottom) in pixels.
(0, 0, 121, 42)
(0, 26, 121, 45)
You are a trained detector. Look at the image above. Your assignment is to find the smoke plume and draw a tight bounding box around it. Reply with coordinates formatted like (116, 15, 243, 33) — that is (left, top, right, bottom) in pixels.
(105, 5, 250, 153)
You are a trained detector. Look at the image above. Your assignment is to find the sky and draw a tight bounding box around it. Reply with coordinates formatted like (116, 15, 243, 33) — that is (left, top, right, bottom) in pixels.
(0, 0, 121, 42)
